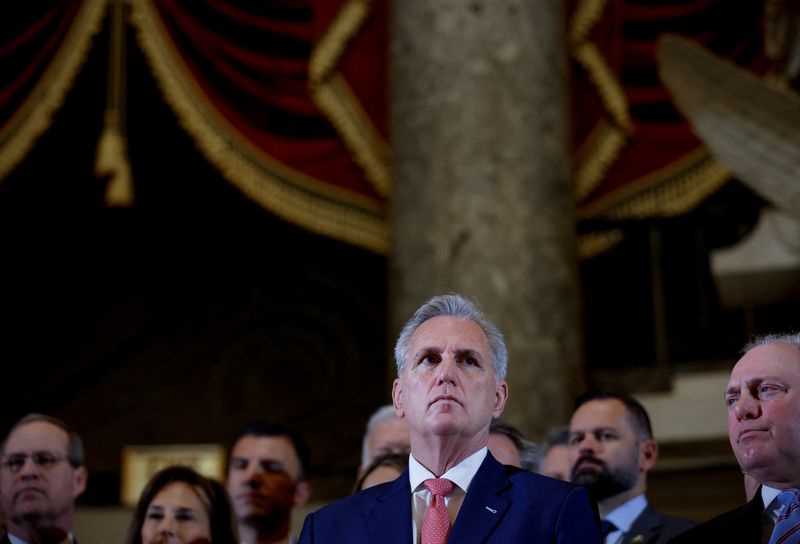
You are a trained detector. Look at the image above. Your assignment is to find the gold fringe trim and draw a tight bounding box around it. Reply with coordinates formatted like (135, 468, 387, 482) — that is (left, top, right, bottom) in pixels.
(577, 228, 624, 260)
(129, 0, 389, 254)
(309, 0, 391, 198)
(580, 149, 731, 220)
(0, 0, 108, 182)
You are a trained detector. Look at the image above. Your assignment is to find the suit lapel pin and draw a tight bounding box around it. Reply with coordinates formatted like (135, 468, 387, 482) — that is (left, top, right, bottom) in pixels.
(485, 506, 497, 514)
(631, 534, 645, 544)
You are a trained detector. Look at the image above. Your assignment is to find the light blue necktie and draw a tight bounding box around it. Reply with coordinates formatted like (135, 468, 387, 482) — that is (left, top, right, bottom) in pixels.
(770, 489, 800, 544)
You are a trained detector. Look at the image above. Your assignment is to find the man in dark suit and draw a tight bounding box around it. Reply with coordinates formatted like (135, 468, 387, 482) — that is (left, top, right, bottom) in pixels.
(0, 414, 87, 544)
(299, 293, 600, 543)
(670, 333, 800, 543)
(568, 390, 695, 544)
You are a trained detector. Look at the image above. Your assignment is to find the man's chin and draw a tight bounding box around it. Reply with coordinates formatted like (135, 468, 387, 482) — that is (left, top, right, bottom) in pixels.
(13, 505, 51, 522)
(571, 469, 602, 487)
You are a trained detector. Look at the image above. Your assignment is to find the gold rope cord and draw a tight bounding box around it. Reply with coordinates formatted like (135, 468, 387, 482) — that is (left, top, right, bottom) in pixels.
(128, 0, 389, 254)
(573, 120, 627, 201)
(96, 0, 134, 206)
(569, 0, 630, 200)
(309, 0, 390, 198)
(0, 0, 108, 182)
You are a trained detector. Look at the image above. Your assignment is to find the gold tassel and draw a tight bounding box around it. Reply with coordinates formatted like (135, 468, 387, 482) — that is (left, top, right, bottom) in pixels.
(96, 118, 133, 206)
(96, 0, 133, 206)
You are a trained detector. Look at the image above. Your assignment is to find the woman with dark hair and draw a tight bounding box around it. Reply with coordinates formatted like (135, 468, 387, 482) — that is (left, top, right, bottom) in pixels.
(127, 465, 238, 544)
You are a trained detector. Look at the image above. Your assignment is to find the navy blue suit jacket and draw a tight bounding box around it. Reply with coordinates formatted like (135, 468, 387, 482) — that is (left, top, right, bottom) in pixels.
(299, 453, 601, 543)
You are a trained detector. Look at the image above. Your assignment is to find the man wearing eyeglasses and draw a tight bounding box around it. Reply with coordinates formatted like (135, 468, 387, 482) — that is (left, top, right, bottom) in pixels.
(0, 414, 87, 544)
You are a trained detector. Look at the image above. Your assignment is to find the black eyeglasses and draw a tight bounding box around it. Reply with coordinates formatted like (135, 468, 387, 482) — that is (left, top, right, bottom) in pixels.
(0, 451, 70, 473)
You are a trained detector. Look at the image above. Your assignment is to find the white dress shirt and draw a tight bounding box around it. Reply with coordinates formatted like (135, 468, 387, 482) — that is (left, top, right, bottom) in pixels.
(408, 447, 488, 544)
(603, 493, 648, 544)
(762, 484, 783, 523)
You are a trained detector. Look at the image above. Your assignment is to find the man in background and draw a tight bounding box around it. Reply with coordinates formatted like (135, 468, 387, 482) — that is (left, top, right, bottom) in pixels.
(671, 333, 800, 543)
(358, 405, 410, 477)
(0, 413, 88, 544)
(227, 421, 312, 544)
(540, 426, 571, 481)
(568, 390, 694, 543)
(488, 419, 540, 471)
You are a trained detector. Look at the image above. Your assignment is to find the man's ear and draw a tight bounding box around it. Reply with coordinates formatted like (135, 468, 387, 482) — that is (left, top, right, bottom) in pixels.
(294, 480, 312, 507)
(492, 380, 509, 418)
(639, 439, 658, 472)
(392, 378, 404, 418)
(73, 466, 88, 498)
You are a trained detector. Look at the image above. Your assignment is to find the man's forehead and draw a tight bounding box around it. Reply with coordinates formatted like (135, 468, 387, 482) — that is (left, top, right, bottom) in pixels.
(729, 343, 800, 386)
(409, 316, 489, 353)
(4, 421, 69, 452)
(232, 434, 298, 461)
(569, 398, 633, 432)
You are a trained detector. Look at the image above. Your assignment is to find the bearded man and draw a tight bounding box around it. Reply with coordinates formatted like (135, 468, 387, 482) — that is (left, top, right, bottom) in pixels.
(568, 390, 695, 544)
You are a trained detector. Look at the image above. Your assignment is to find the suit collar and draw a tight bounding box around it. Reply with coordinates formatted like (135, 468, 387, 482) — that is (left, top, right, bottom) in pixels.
(624, 504, 663, 544)
(447, 453, 511, 544)
(364, 469, 413, 544)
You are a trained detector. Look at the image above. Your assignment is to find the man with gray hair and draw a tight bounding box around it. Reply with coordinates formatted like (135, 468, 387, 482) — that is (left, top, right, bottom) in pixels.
(0, 414, 87, 544)
(300, 293, 600, 543)
(488, 419, 540, 472)
(358, 405, 410, 477)
(671, 333, 800, 543)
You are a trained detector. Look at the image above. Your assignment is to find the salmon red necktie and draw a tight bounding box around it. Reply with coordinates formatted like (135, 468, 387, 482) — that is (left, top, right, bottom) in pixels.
(421, 478, 454, 544)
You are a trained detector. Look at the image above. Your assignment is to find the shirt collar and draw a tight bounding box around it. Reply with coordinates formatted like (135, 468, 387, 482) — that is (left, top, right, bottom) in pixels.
(763, 485, 784, 515)
(409, 447, 488, 494)
(6, 534, 26, 544)
(604, 493, 648, 534)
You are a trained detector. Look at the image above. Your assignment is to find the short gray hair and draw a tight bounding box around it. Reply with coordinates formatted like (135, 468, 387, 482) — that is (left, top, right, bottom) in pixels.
(1, 413, 85, 468)
(394, 294, 507, 381)
(742, 332, 800, 354)
(360, 405, 401, 468)
(489, 419, 540, 472)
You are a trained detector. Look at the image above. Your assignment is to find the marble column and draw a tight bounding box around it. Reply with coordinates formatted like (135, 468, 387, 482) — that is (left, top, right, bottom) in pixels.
(390, 0, 583, 438)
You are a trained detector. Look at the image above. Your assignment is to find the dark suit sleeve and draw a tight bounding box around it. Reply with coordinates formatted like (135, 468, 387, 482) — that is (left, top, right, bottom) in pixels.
(298, 511, 315, 544)
(555, 485, 602, 543)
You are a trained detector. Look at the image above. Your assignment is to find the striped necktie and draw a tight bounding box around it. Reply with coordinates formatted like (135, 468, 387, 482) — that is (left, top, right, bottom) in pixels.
(770, 489, 800, 544)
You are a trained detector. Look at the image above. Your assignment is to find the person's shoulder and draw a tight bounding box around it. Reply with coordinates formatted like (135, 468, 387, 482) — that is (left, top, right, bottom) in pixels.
(657, 511, 697, 531)
(667, 502, 757, 543)
(636, 507, 696, 543)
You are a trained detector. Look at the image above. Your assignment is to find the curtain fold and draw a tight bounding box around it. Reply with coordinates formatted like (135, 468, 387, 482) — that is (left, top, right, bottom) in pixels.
(0, 0, 107, 181)
(571, 0, 768, 228)
(129, 0, 389, 253)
